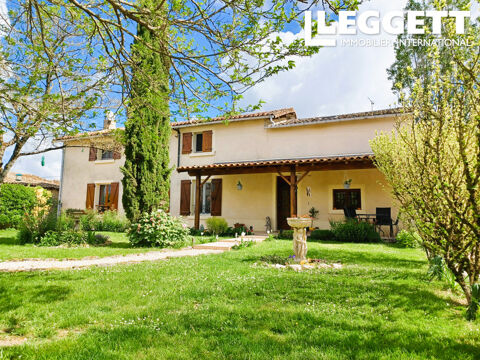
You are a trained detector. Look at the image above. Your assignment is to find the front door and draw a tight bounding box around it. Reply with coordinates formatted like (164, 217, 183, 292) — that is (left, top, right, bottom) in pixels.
(277, 177, 296, 230)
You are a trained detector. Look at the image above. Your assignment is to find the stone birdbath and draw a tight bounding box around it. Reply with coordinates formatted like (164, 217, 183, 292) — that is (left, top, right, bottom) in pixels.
(287, 217, 311, 262)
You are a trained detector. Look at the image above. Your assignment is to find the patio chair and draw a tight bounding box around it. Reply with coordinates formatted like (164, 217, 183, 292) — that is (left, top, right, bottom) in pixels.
(343, 207, 357, 220)
(375, 207, 394, 238)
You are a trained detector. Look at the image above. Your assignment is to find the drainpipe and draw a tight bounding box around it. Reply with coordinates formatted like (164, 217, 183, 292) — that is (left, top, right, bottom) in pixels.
(174, 128, 181, 168)
(57, 146, 66, 217)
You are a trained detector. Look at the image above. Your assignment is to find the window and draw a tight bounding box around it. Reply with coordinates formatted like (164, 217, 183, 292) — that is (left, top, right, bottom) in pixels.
(98, 184, 112, 211)
(194, 133, 203, 153)
(192, 181, 212, 214)
(101, 150, 113, 160)
(333, 189, 361, 210)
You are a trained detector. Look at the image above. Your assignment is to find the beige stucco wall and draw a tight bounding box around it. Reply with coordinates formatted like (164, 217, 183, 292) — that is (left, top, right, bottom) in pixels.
(176, 115, 397, 168)
(174, 168, 396, 231)
(60, 114, 399, 232)
(60, 138, 125, 213)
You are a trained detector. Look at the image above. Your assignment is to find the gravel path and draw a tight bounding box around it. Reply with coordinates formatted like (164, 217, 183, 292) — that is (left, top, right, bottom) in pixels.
(0, 248, 224, 272)
(0, 236, 267, 272)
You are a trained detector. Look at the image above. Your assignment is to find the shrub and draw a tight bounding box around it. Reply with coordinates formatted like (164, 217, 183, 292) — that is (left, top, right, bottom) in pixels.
(276, 230, 293, 239)
(100, 210, 129, 232)
(57, 212, 76, 231)
(80, 210, 129, 232)
(330, 220, 381, 243)
(38, 230, 61, 246)
(206, 217, 228, 235)
(128, 209, 190, 248)
(0, 184, 37, 229)
(309, 229, 334, 241)
(395, 230, 421, 248)
(17, 206, 57, 244)
(79, 210, 97, 231)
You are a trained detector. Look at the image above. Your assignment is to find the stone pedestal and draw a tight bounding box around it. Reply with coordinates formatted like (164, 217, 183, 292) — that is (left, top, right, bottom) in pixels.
(287, 218, 311, 262)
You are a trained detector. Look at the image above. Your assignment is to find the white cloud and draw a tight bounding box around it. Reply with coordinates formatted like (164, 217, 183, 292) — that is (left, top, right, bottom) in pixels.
(11, 150, 62, 181)
(241, 0, 407, 117)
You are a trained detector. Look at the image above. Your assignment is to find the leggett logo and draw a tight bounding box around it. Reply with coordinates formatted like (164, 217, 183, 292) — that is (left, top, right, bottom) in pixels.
(305, 10, 471, 47)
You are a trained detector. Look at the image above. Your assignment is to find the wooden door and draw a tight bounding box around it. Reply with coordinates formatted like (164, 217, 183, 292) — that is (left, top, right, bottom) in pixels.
(277, 177, 296, 230)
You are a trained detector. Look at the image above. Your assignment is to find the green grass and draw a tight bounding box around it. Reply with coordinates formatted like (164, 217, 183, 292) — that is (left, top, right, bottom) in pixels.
(0, 240, 479, 359)
(0, 230, 227, 261)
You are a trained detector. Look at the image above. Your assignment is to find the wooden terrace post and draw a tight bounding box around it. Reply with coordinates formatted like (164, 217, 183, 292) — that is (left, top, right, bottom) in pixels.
(195, 173, 202, 230)
(290, 165, 297, 217)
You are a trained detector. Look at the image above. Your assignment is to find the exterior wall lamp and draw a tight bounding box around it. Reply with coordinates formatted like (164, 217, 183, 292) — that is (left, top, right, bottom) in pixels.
(236, 180, 243, 190)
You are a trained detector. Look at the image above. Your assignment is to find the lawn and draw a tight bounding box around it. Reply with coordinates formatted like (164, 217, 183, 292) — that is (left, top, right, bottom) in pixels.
(0, 230, 225, 261)
(0, 240, 479, 359)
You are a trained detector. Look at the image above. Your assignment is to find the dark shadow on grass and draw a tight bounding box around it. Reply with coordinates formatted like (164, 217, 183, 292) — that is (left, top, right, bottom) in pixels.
(0, 236, 19, 245)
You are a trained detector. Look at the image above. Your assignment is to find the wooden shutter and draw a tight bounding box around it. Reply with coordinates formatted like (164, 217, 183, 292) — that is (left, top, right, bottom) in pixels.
(180, 180, 191, 215)
(89, 146, 97, 161)
(202, 131, 212, 152)
(110, 182, 119, 210)
(113, 151, 121, 160)
(182, 133, 192, 154)
(211, 179, 222, 216)
(86, 183, 95, 209)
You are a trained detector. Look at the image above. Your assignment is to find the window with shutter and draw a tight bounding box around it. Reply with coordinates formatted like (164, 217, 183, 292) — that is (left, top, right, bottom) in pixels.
(211, 179, 222, 216)
(110, 182, 119, 210)
(180, 180, 191, 215)
(182, 133, 192, 154)
(86, 183, 95, 209)
(89, 146, 97, 161)
(202, 131, 212, 152)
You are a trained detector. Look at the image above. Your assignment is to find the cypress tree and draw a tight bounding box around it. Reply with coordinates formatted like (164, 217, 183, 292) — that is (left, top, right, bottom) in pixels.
(122, 12, 171, 222)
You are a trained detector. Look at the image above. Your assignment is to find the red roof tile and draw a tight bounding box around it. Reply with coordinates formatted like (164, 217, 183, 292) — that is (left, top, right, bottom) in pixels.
(177, 154, 374, 173)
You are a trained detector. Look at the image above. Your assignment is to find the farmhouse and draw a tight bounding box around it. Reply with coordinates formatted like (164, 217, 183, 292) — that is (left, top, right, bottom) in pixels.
(58, 107, 403, 232)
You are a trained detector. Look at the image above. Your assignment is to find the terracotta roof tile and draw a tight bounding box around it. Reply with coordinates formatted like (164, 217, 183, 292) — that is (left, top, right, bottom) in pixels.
(177, 154, 374, 173)
(268, 108, 406, 128)
(171, 108, 296, 128)
(4, 172, 60, 189)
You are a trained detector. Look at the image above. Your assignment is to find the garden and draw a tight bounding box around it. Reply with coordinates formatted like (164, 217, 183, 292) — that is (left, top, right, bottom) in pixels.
(0, 239, 479, 359)
(0, 184, 479, 357)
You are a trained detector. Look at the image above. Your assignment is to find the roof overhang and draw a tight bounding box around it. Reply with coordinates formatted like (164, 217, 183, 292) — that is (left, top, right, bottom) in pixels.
(177, 154, 376, 176)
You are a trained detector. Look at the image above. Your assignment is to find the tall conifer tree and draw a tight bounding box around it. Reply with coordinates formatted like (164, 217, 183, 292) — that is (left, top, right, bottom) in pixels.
(122, 6, 171, 222)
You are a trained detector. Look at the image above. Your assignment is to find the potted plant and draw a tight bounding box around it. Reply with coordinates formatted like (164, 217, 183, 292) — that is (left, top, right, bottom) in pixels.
(343, 179, 352, 189)
(308, 207, 319, 229)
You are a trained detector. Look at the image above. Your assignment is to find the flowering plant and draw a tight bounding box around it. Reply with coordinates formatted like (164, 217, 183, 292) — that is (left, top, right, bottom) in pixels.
(128, 209, 190, 248)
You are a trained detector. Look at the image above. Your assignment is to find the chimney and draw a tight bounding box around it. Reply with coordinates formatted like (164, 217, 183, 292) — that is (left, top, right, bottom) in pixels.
(104, 111, 116, 130)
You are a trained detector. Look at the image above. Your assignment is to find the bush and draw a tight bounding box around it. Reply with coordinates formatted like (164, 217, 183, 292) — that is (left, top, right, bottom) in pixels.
(128, 209, 190, 248)
(206, 217, 228, 235)
(0, 184, 38, 229)
(276, 230, 293, 239)
(309, 229, 334, 241)
(57, 212, 76, 231)
(37, 230, 104, 247)
(17, 206, 57, 244)
(395, 230, 421, 248)
(38, 230, 61, 246)
(100, 210, 129, 232)
(80, 210, 128, 232)
(330, 220, 381, 243)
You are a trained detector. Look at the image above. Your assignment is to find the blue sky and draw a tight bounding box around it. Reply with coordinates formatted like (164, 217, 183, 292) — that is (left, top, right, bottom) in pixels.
(4, 0, 480, 180)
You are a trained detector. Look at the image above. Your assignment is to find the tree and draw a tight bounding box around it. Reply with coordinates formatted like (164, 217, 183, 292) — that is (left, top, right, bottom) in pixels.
(0, 0, 361, 183)
(0, 1, 115, 182)
(122, 2, 171, 221)
(371, 14, 480, 318)
(387, 0, 471, 94)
